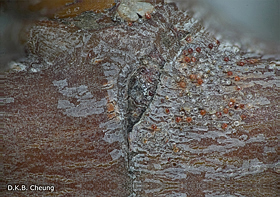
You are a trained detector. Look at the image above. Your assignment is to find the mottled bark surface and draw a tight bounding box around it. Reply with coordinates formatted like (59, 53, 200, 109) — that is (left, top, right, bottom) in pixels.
(3, 2, 279, 197)
(3, 20, 131, 196)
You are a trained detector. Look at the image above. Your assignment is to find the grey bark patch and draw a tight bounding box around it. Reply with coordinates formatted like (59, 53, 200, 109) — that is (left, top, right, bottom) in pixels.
(127, 57, 162, 133)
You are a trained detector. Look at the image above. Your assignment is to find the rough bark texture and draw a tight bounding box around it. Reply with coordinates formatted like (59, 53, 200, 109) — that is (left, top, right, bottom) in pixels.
(3, 2, 279, 197)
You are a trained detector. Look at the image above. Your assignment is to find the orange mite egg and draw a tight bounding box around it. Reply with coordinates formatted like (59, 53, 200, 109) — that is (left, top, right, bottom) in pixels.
(185, 56, 191, 63)
(228, 101, 234, 108)
(234, 76, 240, 81)
(191, 57, 196, 62)
(222, 123, 228, 129)
(151, 124, 157, 130)
(188, 48, 193, 54)
(179, 81, 187, 88)
(235, 86, 242, 91)
(189, 74, 196, 80)
(186, 36, 192, 42)
(241, 114, 247, 120)
(216, 112, 222, 118)
(165, 108, 170, 114)
(197, 78, 203, 85)
(224, 57, 229, 62)
(223, 108, 229, 114)
(145, 12, 152, 19)
(173, 146, 179, 152)
(186, 117, 192, 122)
(216, 40, 220, 45)
(200, 110, 206, 116)
(238, 61, 245, 66)
(208, 43, 213, 49)
(175, 117, 181, 123)
(107, 103, 115, 112)
(227, 71, 233, 76)
(196, 47, 201, 53)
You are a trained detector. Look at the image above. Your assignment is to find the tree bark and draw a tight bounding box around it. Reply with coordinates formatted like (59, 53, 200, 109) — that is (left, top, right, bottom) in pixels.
(3, 2, 279, 196)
